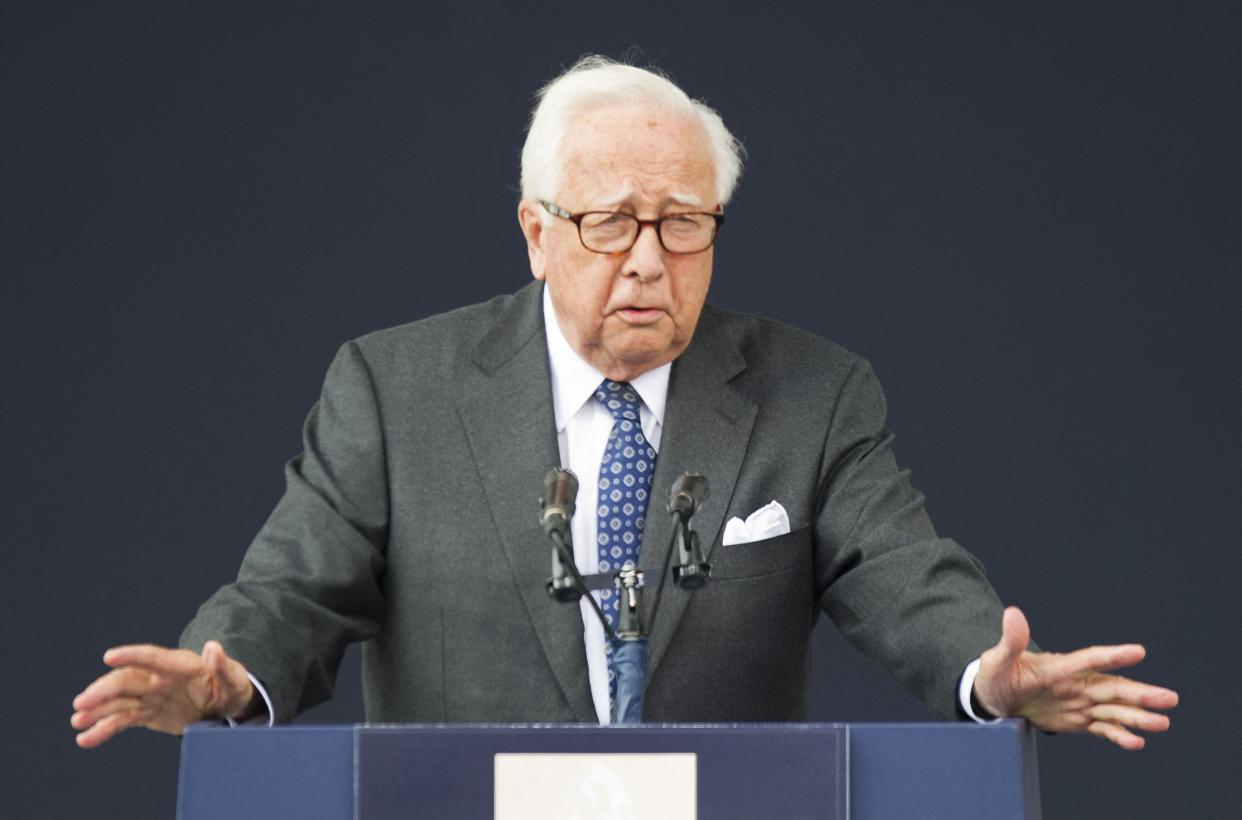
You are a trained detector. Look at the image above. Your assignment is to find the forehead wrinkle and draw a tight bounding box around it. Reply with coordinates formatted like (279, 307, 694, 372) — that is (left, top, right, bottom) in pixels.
(559, 107, 716, 210)
(566, 153, 713, 212)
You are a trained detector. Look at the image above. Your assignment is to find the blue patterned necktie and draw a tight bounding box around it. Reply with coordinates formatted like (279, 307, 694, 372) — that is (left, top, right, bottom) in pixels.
(594, 379, 656, 705)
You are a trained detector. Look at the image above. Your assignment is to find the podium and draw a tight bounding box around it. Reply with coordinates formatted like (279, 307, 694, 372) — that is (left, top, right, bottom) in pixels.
(177, 720, 1040, 819)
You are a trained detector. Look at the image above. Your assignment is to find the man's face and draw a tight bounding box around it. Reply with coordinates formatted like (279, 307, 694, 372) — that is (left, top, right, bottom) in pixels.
(519, 105, 718, 382)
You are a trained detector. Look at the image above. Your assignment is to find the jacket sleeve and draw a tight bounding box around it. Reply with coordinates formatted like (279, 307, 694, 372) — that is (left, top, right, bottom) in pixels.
(813, 357, 1006, 720)
(180, 340, 388, 723)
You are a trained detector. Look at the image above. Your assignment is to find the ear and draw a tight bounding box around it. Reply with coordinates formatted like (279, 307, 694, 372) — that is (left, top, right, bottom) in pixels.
(517, 199, 547, 281)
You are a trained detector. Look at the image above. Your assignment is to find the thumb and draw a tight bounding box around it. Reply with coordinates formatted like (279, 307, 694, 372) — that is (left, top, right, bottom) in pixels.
(994, 605, 1031, 667)
(201, 640, 232, 678)
(201, 640, 253, 714)
(975, 606, 1032, 719)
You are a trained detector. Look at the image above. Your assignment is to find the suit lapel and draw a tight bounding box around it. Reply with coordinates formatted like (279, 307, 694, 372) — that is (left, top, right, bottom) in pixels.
(639, 307, 757, 683)
(452, 282, 596, 722)
(452, 291, 757, 715)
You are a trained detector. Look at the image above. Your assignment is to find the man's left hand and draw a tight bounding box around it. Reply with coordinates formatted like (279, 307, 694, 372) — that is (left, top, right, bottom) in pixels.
(973, 606, 1178, 750)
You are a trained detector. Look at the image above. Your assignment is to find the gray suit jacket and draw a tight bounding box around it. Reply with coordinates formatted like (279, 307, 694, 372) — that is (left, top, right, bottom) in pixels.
(182, 281, 1004, 723)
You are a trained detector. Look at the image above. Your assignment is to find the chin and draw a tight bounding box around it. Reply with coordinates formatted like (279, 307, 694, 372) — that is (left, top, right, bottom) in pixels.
(601, 326, 689, 373)
(612, 344, 680, 374)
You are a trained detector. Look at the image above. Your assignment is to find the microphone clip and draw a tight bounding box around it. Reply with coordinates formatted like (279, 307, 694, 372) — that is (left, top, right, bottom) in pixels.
(614, 561, 644, 638)
(672, 520, 711, 590)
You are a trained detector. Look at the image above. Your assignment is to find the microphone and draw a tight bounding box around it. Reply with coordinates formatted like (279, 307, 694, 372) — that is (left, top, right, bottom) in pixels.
(669, 472, 712, 590)
(541, 468, 582, 603)
(668, 472, 709, 519)
(541, 468, 578, 537)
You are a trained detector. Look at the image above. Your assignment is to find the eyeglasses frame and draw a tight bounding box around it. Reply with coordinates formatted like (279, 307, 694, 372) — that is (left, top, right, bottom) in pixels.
(539, 200, 725, 255)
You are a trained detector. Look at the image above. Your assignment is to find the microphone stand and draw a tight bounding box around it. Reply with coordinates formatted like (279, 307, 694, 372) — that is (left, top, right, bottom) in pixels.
(609, 561, 646, 725)
(542, 468, 619, 642)
(547, 527, 618, 643)
(610, 473, 713, 724)
(541, 469, 713, 725)
(646, 472, 712, 635)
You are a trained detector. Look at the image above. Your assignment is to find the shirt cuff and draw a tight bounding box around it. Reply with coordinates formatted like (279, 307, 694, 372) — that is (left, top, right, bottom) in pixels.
(224, 672, 276, 728)
(959, 658, 1003, 724)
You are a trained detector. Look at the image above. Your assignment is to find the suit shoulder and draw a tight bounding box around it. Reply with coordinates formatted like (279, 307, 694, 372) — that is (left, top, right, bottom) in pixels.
(699, 303, 866, 380)
(343, 288, 533, 375)
(698, 304, 887, 430)
(352, 290, 515, 350)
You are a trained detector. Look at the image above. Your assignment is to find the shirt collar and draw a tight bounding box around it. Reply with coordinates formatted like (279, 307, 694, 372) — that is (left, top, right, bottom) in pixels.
(542, 284, 670, 433)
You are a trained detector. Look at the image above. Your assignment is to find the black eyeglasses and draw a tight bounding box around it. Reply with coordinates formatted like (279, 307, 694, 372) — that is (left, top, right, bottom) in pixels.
(540, 200, 725, 254)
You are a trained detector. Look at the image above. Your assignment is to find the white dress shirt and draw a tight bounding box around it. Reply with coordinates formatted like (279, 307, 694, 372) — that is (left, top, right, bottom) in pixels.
(542, 285, 670, 725)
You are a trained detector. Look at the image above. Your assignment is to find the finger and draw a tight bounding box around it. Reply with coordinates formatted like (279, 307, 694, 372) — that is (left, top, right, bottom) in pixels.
(1087, 703, 1171, 733)
(73, 671, 113, 711)
(1084, 675, 1179, 710)
(73, 668, 158, 711)
(1087, 720, 1146, 751)
(103, 644, 200, 675)
(71, 696, 146, 731)
(75, 708, 144, 749)
(1056, 643, 1147, 677)
(1137, 685, 1179, 710)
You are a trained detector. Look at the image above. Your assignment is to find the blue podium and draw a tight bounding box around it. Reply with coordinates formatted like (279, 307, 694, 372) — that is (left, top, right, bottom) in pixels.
(177, 720, 1040, 819)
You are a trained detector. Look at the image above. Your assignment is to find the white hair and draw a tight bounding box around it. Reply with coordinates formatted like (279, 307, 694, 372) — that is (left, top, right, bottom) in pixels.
(520, 55, 745, 207)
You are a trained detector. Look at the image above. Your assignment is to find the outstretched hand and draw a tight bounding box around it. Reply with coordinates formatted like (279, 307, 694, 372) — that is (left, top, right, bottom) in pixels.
(72, 641, 258, 748)
(973, 607, 1178, 750)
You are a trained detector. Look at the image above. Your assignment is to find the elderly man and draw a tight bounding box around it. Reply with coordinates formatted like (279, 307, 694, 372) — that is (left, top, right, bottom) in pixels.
(73, 56, 1176, 750)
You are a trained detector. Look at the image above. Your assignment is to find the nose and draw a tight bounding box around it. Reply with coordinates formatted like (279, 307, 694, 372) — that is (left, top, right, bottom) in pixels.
(624, 222, 666, 282)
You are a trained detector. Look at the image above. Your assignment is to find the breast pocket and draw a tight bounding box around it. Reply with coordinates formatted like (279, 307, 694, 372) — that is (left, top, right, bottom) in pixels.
(708, 524, 811, 581)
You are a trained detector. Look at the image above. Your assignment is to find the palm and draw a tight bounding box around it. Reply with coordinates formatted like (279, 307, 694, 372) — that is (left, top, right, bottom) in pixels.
(136, 651, 226, 731)
(973, 607, 1178, 750)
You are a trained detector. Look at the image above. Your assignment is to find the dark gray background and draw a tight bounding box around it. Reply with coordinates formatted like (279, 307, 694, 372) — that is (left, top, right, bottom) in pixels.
(4, 1, 1238, 817)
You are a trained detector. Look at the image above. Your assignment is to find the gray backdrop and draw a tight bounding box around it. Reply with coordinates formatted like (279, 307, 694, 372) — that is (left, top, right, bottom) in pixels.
(4, 1, 1238, 817)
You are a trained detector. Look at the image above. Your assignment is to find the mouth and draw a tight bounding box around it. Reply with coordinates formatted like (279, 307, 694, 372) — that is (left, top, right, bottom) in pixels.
(615, 306, 666, 324)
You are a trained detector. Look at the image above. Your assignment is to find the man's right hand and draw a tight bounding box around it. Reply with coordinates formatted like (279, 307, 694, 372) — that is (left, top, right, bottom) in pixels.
(71, 640, 259, 748)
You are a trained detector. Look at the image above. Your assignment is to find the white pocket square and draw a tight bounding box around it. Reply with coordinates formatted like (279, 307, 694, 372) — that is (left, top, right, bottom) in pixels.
(722, 500, 790, 546)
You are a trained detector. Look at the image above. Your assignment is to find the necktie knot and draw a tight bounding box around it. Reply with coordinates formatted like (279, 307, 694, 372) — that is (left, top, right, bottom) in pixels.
(594, 380, 642, 423)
